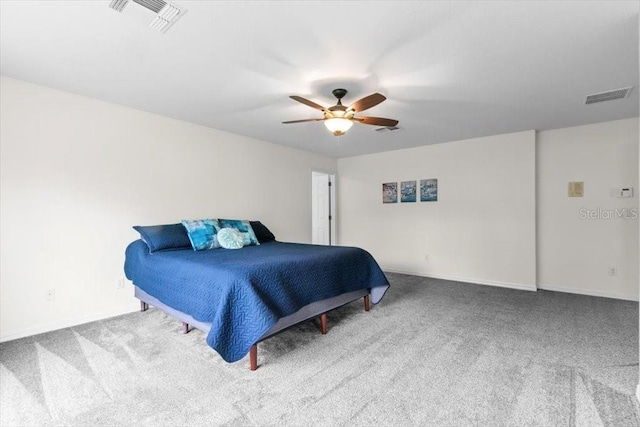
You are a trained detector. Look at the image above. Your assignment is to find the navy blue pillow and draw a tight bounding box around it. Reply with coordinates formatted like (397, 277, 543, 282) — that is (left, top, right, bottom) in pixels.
(133, 224, 192, 253)
(249, 221, 276, 243)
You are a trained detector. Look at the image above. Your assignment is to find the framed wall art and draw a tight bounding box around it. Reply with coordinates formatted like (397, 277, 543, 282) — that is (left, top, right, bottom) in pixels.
(401, 181, 417, 203)
(382, 182, 398, 203)
(420, 179, 438, 202)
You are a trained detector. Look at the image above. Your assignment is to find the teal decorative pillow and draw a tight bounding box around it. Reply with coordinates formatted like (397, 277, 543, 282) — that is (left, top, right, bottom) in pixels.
(217, 228, 244, 249)
(218, 219, 260, 246)
(181, 219, 221, 251)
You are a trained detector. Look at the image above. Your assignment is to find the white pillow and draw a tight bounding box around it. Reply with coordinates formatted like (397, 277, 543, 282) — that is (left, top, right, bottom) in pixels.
(217, 228, 244, 249)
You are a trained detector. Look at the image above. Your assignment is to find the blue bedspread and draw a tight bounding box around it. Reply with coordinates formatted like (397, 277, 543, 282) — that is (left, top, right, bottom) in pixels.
(124, 240, 389, 362)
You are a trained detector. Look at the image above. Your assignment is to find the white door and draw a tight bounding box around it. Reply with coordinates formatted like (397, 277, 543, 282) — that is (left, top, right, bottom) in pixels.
(312, 172, 333, 245)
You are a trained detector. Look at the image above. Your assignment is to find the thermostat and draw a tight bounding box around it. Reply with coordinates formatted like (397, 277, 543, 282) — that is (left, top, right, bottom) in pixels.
(618, 188, 634, 198)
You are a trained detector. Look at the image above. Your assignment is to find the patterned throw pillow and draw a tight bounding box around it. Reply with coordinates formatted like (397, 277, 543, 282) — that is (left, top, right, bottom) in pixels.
(181, 219, 222, 251)
(217, 228, 244, 249)
(218, 219, 260, 246)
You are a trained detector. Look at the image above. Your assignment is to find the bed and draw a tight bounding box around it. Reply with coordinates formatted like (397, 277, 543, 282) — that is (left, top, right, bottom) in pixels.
(124, 222, 389, 370)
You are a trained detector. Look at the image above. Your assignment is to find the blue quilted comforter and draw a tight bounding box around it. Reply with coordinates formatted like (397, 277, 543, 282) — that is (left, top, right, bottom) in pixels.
(124, 240, 389, 362)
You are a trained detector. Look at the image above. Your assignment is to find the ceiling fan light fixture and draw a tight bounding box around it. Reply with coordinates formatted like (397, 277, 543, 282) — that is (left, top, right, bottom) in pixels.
(324, 118, 353, 136)
(284, 89, 397, 135)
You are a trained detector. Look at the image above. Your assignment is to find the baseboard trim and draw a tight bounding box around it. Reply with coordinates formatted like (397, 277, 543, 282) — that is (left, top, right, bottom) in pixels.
(537, 283, 639, 302)
(382, 268, 537, 292)
(0, 306, 139, 343)
(3, 278, 634, 343)
(382, 268, 638, 302)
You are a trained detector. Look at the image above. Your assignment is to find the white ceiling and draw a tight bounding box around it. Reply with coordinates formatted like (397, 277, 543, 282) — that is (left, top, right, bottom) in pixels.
(1, 1, 638, 158)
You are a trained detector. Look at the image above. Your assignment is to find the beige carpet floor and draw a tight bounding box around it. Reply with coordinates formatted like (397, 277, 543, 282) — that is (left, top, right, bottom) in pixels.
(1, 273, 639, 426)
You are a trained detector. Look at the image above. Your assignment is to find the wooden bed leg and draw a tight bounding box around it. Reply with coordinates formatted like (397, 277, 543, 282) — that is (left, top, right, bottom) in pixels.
(320, 313, 327, 335)
(182, 322, 190, 334)
(249, 344, 258, 371)
(140, 301, 148, 312)
(364, 295, 370, 312)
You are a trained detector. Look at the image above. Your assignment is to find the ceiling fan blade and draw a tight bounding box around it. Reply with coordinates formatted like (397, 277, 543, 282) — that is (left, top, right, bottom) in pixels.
(290, 95, 326, 111)
(348, 93, 386, 112)
(282, 118, 325, 124)
(354, 116, 399, 127)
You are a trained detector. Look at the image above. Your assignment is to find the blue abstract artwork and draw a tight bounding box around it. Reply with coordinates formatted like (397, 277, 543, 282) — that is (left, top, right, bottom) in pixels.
(401, 181, 417, 203)
(383, 182, 397, 203)
(420, 179, 438, 202)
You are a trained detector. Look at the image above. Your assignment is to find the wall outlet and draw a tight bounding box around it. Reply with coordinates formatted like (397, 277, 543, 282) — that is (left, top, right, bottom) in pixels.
(117, 278, 125, 289)
(424, 254, 429, 261)
(45, 289, 56, 301)
(608, 267, 618, 277)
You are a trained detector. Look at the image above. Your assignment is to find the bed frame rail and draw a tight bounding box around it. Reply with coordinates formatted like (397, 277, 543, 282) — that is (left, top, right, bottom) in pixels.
(135, 287, 372, 371)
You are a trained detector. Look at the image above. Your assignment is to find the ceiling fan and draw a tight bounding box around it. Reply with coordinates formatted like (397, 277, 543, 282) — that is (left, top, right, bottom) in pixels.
(283, 88, 399, 136)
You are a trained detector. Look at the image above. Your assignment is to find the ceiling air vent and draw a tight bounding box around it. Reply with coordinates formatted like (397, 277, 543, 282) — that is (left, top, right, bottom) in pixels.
(108, 0, 187, 33)
(585, 87, 633, 105)
(109, 0, 128, 12)
(374, 126, 401, 134)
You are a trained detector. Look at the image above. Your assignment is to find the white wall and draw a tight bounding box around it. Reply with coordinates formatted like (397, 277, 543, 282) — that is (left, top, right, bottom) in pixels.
(337, 131, 538, 291)
(537, 118, 639, 301)
(2, 76, 637, 343)
(0, 77, 336, 341)
(338, 120, 639, 301)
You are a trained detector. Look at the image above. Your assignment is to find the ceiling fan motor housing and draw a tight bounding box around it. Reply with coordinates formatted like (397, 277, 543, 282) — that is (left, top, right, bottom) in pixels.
(332, 88, 348, 100)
